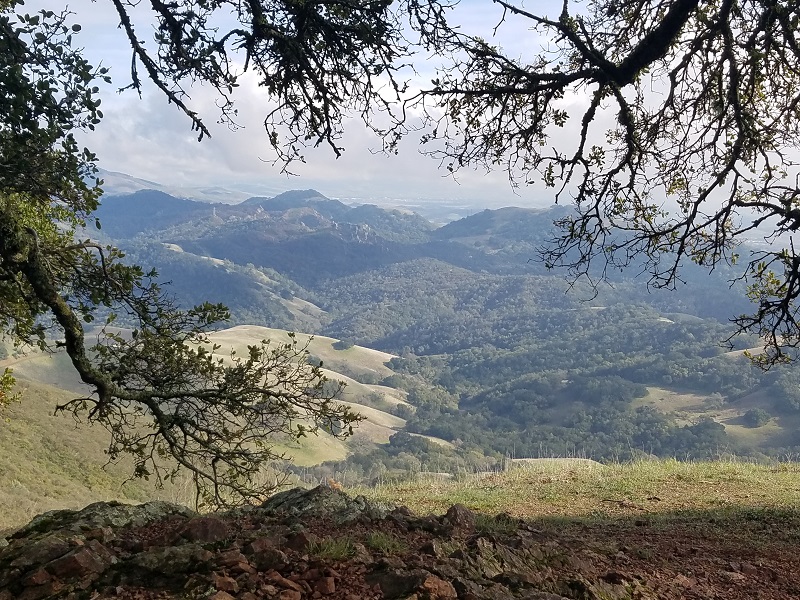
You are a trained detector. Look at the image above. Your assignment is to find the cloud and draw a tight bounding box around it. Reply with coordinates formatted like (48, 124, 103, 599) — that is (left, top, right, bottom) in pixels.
(80, 68, 553, 204)
(63, 0, 566, 205)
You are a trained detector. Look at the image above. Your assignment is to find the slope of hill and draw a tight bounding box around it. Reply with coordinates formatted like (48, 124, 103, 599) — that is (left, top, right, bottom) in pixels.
(0, 378, 176, 531)
(0, 324, 439, 517)
(634, 386, 800, 452)
(94, 189, 217, 237)
(96, 169, 254, 203)
(206, 326, 398, 379)
(433, 205, 558, 248)
(120, 241, 322, 331)
(2, 462, 799, 600)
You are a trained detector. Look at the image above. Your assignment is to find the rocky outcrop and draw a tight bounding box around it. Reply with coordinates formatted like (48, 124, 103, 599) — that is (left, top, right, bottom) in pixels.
(0, 501, 194, 600)
(259, 485, 393, 523)
(0, 486, 658, 600)
(13, 500, 195, 538)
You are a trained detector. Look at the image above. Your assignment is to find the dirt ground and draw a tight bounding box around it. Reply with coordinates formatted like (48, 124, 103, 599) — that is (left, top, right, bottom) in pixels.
(3, 487, 799, 600)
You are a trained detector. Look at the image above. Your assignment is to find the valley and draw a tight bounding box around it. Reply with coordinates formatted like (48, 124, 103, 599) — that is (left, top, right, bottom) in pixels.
(4, 184, 800, 525)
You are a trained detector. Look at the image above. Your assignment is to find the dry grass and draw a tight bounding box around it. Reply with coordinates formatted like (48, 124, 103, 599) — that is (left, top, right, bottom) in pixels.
(204, 326, 420, 454)
(274, 433, 350, 467)
(0, 378, 180, 533)
(1, 351, 88, 394)
(363, 384, 409, 406)
(208, 325, 397, 379)
(355, 459, 800, 521)
(632, 387, 710, 415)
(407, 433, 455, 449)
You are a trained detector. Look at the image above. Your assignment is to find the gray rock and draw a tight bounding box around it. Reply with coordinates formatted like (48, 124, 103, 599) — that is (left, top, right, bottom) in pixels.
(13, 501, 194, 539)
(124, 543, 214, 576)
(259, 486, 392, 523)
(7, 535, 72, 570)
(365, 567, 430, 599)
(452, 576, 485, 598)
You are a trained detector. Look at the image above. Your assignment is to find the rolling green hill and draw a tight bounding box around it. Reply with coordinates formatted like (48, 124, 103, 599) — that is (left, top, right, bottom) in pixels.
(0, 325, 444, 526)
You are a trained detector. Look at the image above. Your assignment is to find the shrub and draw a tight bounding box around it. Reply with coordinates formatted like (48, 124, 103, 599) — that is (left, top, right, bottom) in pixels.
(390, 404, 414, 419)
(743, 408, 771, 428)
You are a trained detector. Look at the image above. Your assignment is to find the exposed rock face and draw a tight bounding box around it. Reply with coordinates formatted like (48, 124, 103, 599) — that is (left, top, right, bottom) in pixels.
(13, 501, 195, 538)
(259, 485, 392, 523)
(0, 485, 718, 599)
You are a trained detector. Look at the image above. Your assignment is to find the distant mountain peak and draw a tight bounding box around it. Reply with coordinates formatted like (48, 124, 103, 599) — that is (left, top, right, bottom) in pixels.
(240, 189, 350, 220)
(273, 189, 328, 202)
(241, 189, 330, 206)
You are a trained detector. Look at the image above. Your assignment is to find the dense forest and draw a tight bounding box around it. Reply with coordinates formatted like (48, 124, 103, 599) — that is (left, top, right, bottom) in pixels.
(93, 188, 800, 482)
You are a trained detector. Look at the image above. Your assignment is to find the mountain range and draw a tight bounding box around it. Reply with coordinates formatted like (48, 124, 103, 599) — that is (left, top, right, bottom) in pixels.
(95, 185, 746, 323)
(56, 181, 800, 475)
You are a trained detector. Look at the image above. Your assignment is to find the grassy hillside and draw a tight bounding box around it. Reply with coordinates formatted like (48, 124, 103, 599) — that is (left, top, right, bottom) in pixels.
(635, 386, 800, 451)
(1, 350, 86, 393)
(357, 459, 800, 520)
(206, 325, 411, 444)
(207, 325, 397, 380)
(0, 379, 178, 532)
(0, 325, 420, 528)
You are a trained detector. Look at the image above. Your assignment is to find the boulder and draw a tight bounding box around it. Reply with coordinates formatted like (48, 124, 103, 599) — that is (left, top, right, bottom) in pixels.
(12, 501, 194, 539)
(178, 516, 231, 544)
(260, 485, 392, 523)
(443, 505, 476, 535)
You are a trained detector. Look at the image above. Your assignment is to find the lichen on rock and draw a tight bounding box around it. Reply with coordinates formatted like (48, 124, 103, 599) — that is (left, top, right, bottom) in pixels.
(12, 500, 195, 539)
(259, 484, 393, 523)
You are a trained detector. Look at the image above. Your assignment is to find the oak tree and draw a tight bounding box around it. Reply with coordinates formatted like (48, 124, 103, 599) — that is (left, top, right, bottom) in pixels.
(0, 1, 362, 507)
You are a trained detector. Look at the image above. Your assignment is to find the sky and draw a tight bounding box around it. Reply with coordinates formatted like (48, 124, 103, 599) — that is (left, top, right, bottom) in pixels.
(35, 0, 566, 205)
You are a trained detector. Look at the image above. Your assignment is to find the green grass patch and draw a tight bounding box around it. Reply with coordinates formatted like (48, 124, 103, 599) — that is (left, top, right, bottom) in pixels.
(355, 459, 800, 523)
(365, 531, 408, 554)
(475, 512, 518, 535)
(308, 536, 357, 560)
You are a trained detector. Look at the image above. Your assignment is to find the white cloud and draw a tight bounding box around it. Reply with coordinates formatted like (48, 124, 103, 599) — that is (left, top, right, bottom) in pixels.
(45, 0, 566, 205)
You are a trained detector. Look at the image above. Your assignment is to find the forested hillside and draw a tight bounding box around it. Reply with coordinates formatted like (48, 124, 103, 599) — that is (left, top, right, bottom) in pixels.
(82, 187, 800, 481)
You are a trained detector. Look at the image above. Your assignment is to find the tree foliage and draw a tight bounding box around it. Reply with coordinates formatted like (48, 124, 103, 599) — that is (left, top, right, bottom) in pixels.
(107, 0, 407, 165)
(743, 407, 771, 428)
(99, 0, 800, 366)
(0, 2, 359, 507)
(0, 367, 17, 413)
